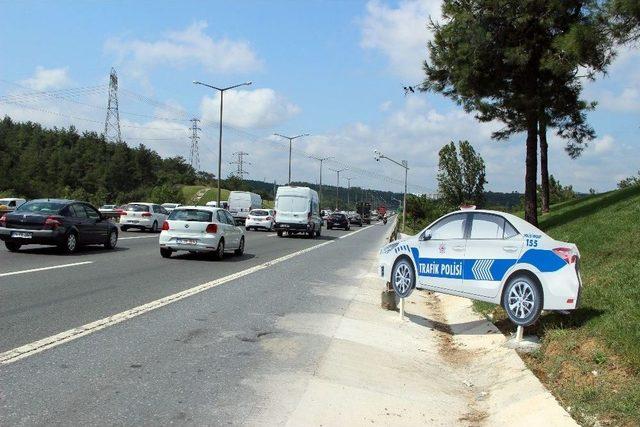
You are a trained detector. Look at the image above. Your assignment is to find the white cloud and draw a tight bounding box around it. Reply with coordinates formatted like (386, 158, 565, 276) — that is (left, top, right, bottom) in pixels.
(360, 0, 442, 80)
(599, 87, 640, 112)
(105, 21, 262, 77)
(593, 134, 615, 154)
(199, 88, 300, 129)
(20, 66, 71, 90)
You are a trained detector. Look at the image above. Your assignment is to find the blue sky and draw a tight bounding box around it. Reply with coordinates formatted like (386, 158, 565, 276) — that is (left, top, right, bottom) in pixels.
(1, 0, 638, 193)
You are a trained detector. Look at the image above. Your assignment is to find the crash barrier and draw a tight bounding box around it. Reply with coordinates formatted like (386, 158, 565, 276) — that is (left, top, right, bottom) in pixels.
(381, 215, 400, 311)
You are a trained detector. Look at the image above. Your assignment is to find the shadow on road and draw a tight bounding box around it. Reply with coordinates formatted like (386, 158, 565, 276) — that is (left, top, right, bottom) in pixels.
(9, 245, 130, 257)
(405, 312, 498, 336)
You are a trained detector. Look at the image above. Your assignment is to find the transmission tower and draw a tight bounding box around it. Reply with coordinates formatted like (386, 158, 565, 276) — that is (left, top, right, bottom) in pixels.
(104, 68, 122, 143)
(189, 118, 201, 170)
(230, 151, 250, 179)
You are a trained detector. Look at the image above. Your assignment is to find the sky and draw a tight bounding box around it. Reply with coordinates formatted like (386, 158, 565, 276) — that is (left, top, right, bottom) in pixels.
(0, 0, 638, 194)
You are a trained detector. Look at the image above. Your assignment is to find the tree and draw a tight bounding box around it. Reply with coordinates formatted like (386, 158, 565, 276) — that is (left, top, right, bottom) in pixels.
(423, 0, 612, 225)
(605, 0, 640, 42)
(617, 170, 640, 188)
(437, 141, 487, 207)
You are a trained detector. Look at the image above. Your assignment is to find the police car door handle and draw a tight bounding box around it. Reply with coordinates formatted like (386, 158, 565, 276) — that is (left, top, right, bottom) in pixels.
(503, 246, 519, 252)
(452, 245, 465, 251)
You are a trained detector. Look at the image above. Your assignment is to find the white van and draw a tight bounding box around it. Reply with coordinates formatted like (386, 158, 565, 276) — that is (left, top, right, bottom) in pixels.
(228, 192, 262, 224)
(274, 186, 322, 238)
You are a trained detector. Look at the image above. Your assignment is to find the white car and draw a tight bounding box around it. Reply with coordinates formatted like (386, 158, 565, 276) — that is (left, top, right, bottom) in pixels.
(378, 208, 582, 326)
(161, 203, 182, 212)
(205, 200, 229, 209)
(119, 202, 169, 232)
(245, 209, 275, 231)
(0, 198, 27, 212)
(159, 206, 244, 259)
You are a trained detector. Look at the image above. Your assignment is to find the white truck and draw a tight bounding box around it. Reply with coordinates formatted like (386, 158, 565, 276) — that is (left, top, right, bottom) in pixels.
(228, 191, 262, 224)
(273, 186, 322, 238)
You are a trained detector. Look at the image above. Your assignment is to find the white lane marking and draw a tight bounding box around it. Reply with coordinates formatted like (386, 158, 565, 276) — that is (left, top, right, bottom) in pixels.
(0, 262, 93, 278)
(0, 240, 334, 365)
(338, 225, 373, 239)
(267, 234, 277, 237)
(119, 235, 159, 240)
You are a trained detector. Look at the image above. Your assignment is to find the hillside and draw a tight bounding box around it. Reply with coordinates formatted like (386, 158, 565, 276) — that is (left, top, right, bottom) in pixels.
(479, 186, 640, 425)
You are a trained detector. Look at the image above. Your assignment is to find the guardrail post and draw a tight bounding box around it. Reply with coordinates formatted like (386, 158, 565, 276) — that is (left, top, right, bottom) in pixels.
(399, 297, 405, 320)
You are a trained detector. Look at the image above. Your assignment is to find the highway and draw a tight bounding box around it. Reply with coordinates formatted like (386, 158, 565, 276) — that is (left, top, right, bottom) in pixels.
(0, 221, 391, 425)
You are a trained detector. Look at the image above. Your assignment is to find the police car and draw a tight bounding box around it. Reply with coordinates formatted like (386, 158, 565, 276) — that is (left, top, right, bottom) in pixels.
(379, 208, 582, 326)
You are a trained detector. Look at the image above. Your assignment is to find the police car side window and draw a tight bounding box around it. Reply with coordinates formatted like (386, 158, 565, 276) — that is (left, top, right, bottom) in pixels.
(504, 221, 519, 239)
(430, 214, 466, 240)
(470, 213, 505, 239)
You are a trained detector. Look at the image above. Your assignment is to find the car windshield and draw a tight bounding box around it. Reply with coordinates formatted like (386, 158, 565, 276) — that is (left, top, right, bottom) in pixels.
(121, 204, 149, 212)
(168, 209, 213, 222)
(250, 209, 269, 216)
(276, 196, 308, 212)
(15, 201, 65, 214)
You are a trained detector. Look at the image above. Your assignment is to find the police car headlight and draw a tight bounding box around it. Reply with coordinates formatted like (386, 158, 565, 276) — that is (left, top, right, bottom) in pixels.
(380, 242, 399, 255)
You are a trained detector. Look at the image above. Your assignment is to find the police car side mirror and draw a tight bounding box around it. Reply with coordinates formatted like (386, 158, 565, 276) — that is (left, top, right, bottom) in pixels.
(420, 230, 432, 241)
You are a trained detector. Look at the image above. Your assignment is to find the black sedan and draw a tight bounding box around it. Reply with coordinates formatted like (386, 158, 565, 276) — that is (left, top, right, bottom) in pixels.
(0, 199, 119, 254)
(349, 213, 363, 227)
(326, 213, 350, 230)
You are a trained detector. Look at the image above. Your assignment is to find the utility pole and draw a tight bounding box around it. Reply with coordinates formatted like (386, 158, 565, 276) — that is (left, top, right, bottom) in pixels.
(374, 149, 409, 232)
(274, 133, 309, 184)
(346, 177, 354, 208)
(104, 68, 121, 143)
(189, 118, 201, 171)
(310, 156, 332, 211)
(229, 151, 250, 179)
(193, 80, 252, 206)
(329, 167, 347, 211)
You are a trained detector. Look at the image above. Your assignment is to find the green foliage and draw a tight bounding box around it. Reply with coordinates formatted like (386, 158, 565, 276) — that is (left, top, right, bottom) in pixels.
(149, 185, 182, 204)
(537, 175, 577, 206)
(404, 194, 450, 233)
(423, 0, 613, 225)
(0, 117, 197, 204)
(605, 0, 640, 43)
(617, 170, 640, 189)
(437, 141, 486, 208)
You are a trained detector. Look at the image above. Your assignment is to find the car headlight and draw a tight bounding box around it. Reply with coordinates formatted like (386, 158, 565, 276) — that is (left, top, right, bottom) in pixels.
(380, 242, 399, 255)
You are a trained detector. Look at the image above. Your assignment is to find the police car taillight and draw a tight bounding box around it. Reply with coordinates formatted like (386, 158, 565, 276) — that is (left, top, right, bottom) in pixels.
(553, 247, 577, 264)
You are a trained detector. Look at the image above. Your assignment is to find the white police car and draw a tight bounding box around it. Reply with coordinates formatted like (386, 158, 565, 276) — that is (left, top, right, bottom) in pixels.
(379, 208, 582, 326)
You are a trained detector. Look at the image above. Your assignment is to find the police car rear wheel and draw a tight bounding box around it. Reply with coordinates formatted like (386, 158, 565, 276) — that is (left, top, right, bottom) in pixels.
(502, 275, 542, 327)
(392, 258, 415, 298)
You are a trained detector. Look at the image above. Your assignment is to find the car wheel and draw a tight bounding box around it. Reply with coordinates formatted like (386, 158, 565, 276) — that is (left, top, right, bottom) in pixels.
(502, 275, 543, 327)
(307, 228, 315, 239)
(327, 225, 332, 230)
(160, 248, 172, 258)
(105, 230, 118, 249)
(5, 241, 21, 252)
(315, 227, 321, 237)
(277, 230, 283, 237)
(61, 232, 78, 254)
(392, 258, 415, 298)
(234, 237, 245, 256)
(120, 225, 129, 232)
(150, 221, 158, 233)
(214, 239, 225, 260)
(346, 225, 350, 230)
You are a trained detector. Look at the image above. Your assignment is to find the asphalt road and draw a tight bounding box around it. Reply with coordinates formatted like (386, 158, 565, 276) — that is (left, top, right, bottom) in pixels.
(0, 220, 392, 425)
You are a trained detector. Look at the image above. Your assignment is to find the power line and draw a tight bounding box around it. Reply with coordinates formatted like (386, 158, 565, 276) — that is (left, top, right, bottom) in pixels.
(189, 118, 201, 171)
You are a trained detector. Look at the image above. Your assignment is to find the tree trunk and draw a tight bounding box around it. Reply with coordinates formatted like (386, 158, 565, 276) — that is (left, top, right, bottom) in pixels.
(525, 114, 538, 226)
(539, 118, 550, 213)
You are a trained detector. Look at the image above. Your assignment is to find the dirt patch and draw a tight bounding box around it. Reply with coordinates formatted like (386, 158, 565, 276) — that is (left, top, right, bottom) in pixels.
(423, 293, 473, 366)
(458, 407, 489, 426)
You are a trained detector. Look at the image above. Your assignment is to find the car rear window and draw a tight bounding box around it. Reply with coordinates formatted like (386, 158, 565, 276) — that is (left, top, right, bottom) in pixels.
(16, 201, 65, 214)
(168, 209, 213, 222)
(330, 214, 344, 219)
(121, 204, 149, 212)
(250, 210, 269, 216)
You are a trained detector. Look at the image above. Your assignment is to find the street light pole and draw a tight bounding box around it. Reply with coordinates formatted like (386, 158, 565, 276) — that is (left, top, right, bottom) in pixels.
(373, 149, 409, 232)
(311, 156, 332, 210)
(193, 80, 252, 206)
(346, 177, 354, 207)
(274, 133, 309, 184)
(329, 167, 347, 210)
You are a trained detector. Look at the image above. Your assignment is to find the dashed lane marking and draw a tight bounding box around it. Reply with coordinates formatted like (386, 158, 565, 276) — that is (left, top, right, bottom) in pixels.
(0, 262, 93, 278)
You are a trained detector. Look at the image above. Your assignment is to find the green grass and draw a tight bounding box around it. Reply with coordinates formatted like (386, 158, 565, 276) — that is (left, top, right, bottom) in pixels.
(179, 185, 208, 204)
(197, 188, 231, 206)
(474, 185, 640, 425)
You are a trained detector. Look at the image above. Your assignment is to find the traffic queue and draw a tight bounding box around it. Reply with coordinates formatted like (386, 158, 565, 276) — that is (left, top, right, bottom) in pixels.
(0, 186, 388, 258)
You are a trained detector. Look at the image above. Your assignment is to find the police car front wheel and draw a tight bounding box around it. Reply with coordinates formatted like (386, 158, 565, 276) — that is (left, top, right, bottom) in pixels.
(391, 258, 415, 298)
(502, 275, 543, 327)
